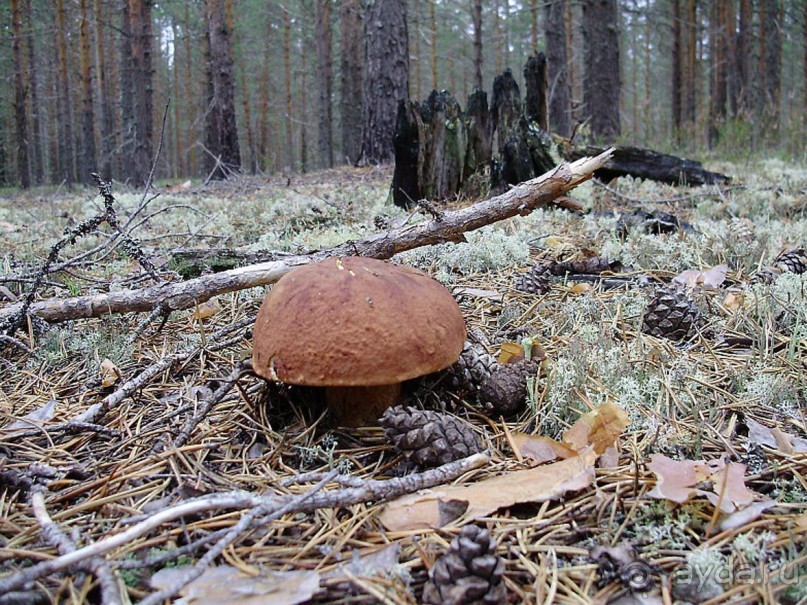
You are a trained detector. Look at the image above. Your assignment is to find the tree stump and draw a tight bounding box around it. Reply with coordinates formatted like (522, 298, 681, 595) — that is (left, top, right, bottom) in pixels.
(523, 52, 548, 130)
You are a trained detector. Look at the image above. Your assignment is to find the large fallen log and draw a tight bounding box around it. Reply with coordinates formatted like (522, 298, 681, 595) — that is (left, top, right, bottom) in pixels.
(0, 150, 613, 325)
(562, 143, 730, 186)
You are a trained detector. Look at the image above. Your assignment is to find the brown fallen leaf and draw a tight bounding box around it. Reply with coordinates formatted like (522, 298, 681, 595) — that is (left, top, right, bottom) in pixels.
(722, 290, 745, 311)
(0, 399, 56, 435)
(569, 282, 593, 294)
(321, 543, 401, 583)
(193, 299, 221, 321)
(511, 432, 577, 464)
(673, 264, 728, 289)
(745, 417, 807, 453)
(719, 499, 777, 531)
(563, 402, 629, 455)
(451, 287, 504, 301)
(151, 565, 319, 605)
(378, 448, 597, 531)
(100, 358, 121, 388)
(497, 342, 525, 365)
(706, 462, 755, 513)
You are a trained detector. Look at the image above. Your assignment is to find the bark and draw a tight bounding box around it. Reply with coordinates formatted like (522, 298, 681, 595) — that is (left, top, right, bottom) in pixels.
(94, 0, 114, 179)
(360, 0, 409, 164)
(203, 0, 241, 179)
(472, 0, 483, 91)
(125, 0, 154, 187)
(581, 0, 621, 142)
(429, 0, 437, 89)
(183, 2, 197, 175)
(78, 0, 97, 181)
(171, 18, 182, 177)
(24, 0, 43, 185)
(11, 0, 30, 188)
(804, 2, 807, 121)
(530, 0, 539, 50)
(523, 52, 548, 131)
(682, 0, 697, 128)
(283, 8, 294, 170)
(258, 15, 272, 171)
(737, 0, 752, 114)
(708, 0, 728, 147)
(55, 0, 75, 186)
(340, 0, 363, 165)
(563, 144, 730, 186)
(545, 0, 572, 137)
(0, 150, 613, 326)
(316, 0, 334, 168)
(672, 0, 682, 133)
(240, 62, 256, 174)
(464, 89, 492, 178)
(391, 101, 420, 207)
(758, 0, 780, 121)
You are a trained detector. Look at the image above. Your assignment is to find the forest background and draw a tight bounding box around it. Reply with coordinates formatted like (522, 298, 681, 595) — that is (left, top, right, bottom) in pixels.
(0, 0, 805, 192)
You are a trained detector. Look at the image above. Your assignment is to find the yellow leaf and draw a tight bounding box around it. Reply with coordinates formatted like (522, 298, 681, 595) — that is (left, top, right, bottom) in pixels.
(544, 235, 564, 248)
(723, 290, 745, 311)
(100, 358, 121, 388)
(562, 402, 629, 454)
(569, 283, 592, 294)
(193, 299, 221, 321)
(497, 342, 525, 365)
(378, 448, 597, 531)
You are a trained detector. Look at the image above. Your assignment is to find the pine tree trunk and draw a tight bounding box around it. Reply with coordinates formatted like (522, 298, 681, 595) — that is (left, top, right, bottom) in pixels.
(682, 0, 697, 130)
(283, 8, 294, 171)
(93, 0, 114, 179)
(183, 2, 197, 176)
(123, 0, 154, 187)
(11, 0, 30, 188)
(240, 62, 256, 174)
(78, 0, 96, 181)
(340, 0, 363, 165)
(171, 17, 182, 177)
(55, 0, 75, 186)
(24, 0, 43, 184)
(360, 0, 409, 165)
(472, 0, 483, 91)
(429, 0, 437, 89)
(203, 0, 241, 180)
(300, 16, 309, 174)
(530, 0, 539, 51)
(758, 0, 780, 122)
(258, 15, 271, 171)
(707, 0, 728, 148)
(545, 0, 572, 136)
(316, 0, 334, 168)
(737, 0, 752, 115)
(523, 53, 547, 130)
(581, 0, 620, 142)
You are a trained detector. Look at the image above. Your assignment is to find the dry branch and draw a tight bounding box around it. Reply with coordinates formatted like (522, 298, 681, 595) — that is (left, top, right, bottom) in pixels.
(0, 150, 613, 326)
(0, 452, 490, 596)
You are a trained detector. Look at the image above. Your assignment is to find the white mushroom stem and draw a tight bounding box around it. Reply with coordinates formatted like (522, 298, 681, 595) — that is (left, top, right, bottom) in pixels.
(325, 383, 403, 427)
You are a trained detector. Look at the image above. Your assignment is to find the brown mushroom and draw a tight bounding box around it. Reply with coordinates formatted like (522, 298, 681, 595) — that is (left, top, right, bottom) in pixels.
(252, 256, 466, 427)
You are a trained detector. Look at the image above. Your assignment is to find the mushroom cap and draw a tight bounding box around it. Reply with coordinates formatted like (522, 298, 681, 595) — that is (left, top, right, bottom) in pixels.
(252, 256, 466, 386)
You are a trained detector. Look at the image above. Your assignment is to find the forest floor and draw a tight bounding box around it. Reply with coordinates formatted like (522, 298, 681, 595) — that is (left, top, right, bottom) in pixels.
(0, 157, 806, 604)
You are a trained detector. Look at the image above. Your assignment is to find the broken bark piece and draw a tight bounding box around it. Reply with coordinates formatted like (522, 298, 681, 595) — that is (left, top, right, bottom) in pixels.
(562, 143, 730, 186)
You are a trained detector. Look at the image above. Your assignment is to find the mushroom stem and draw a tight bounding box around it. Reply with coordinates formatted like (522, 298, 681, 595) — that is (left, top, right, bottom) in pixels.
(325, 383, 403, 427)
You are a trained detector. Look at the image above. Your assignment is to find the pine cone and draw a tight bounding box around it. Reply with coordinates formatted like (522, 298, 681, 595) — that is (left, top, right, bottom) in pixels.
(773, 248, 807, 275)
(641, 286, 701, 341)
(478, 359, 539, 415)
(728, 217, 755, 242)
(551, 257, 624, 276)
(422, 525, 506, 605)
(379, 406, 482, 468)
(373, 215, 391, 230)
(514, 264, 551, 294)
(447, 341, 499, 392)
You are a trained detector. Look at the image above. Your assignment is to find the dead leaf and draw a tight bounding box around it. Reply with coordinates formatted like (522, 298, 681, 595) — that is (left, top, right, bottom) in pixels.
(151, 565, 319, 605)
(379, 448, 597, 531)
(719, 499, 777, 531)
(673, 264, 728, 289)
(771, 427, 807, 454)
(193, 299, 221, 321)
(563, 402, 629, 455)
(511, 432, 577, 464)
(599, 444, 620, 468)
(544, 235, 564, 248)
(569, 282, 593, 294)
(100, 358, 121, 388)
(166, 179, 192, 193)
(796, 513, 807, 532)
(723, 290, 745, 311)
(0, 400, 56, 435)
(705, 463, 755, 513)
(745, 417, 777, 448)
(497, 342, 525, 365)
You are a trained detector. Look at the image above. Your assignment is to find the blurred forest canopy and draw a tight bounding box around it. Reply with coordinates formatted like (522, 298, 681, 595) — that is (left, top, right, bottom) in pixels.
(0, 0, 805, 190)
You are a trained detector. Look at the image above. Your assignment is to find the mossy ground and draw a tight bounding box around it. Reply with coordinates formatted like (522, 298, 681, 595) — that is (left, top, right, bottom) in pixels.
(0, 159, 805, 603)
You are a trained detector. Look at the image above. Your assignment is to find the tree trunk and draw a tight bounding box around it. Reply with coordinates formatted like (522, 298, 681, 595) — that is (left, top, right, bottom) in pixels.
(682, 0, 697, 130)
(523, 53, 548, 130)
(93, 0, 114, 179)
(429, 0, 437, 89)
(545, 0, 572, 137)
(708, 0, 727, 148)
(581, 0, 620, 142)
(258, 14, 271, 171)
(340, 0, 363, 165)
(737, 0, 752, 115)
(125, 0, 154, 187)
(300, 15, 309, 174)
(11, 0, 30, 188)
(55, 0, 75, 186)
(472, 0, 483, 91)
(316, 0, 334, 168)
(465, 89, 492, 177)
(670, 0, 683, 134)
(203, 0, 241, 180)
(78, 0, 97, 181)
(24, 0, 43, 185)
(240, 59, 256, 174)
(283, 8, 294, 171)
(360, 0, 409, 165)
(530, 0, 539, 51)
(758, 0, 780, 122)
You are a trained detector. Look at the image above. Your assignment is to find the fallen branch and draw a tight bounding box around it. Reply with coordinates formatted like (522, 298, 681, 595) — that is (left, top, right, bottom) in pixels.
(0, 451, 490, 596)
(0, 150, 613, 326)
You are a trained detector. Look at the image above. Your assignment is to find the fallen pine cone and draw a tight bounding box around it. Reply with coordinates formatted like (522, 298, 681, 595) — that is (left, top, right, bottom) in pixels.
(379, 406, 482, 468)
(478, 359, 540, 416)
(422, 525, 507, 605)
